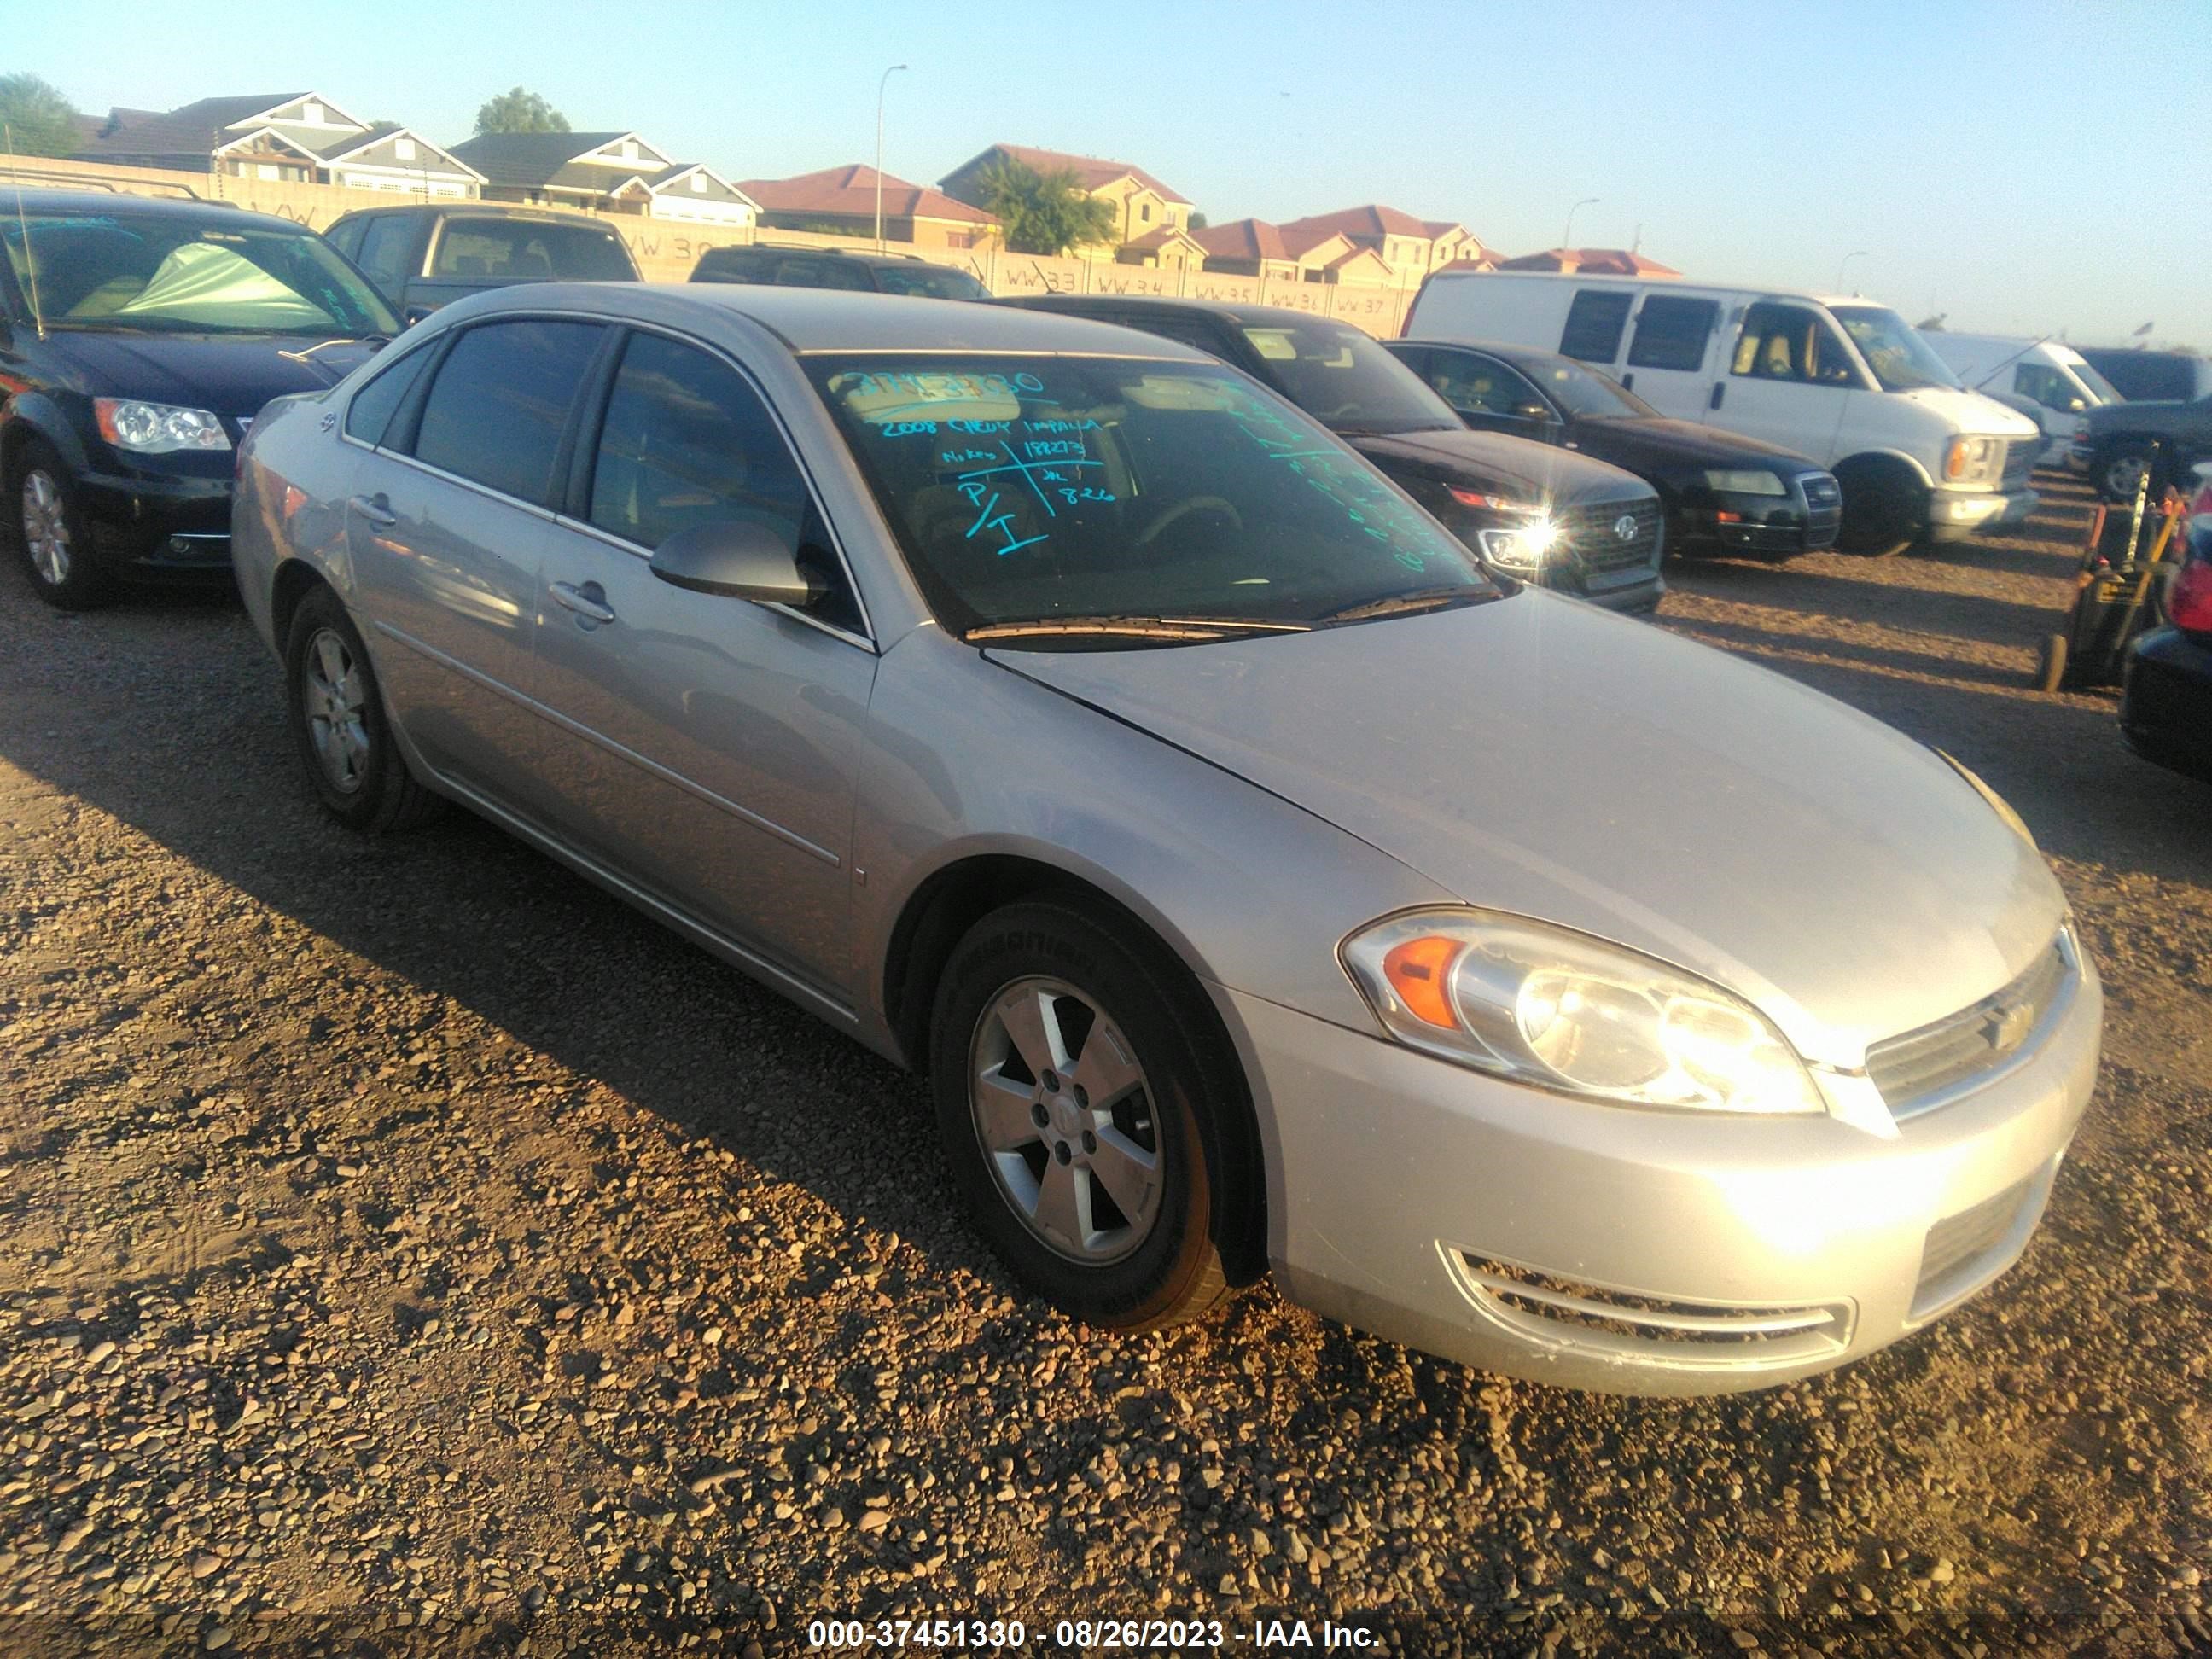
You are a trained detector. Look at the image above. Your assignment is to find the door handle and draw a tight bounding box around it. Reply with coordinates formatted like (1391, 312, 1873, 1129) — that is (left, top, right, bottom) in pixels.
(1709, 382, 1726, 410)
(550, 579, 616, 626)
(347, 493, 397, 529)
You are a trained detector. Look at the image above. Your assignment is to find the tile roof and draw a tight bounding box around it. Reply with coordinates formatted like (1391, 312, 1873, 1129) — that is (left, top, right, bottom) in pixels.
(739, 164, 998, 225)
(1122, 225, 1201, 253)
(1278, 204, 1438, 242)
(448, 131, 630, 189)
(1497, 247, 1681, 276)
(1191, 218, 1294, 263)
(80, 94, 315, 163)
(952, 143, 1190, 206)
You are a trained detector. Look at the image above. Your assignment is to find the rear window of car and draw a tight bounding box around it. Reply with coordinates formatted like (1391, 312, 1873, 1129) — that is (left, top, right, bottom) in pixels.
(872, 264, 991, 301)
(429, 218, 634, 282)
(1558, 290, 1633, 363)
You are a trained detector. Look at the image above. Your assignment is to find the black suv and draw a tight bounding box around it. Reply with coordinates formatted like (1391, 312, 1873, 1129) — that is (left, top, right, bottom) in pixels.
(324, 204, 638, 323)
(691, 243, 990, 301)
(1010, 295, 1666, 611)
(1387, 337, 1841, 559)
(1, 191, 395, 608)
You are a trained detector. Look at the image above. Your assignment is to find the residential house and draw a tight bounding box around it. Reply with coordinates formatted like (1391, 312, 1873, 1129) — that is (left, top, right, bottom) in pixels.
(938, 143, 1194, 248)
(1424, 221, 1492, 270)
(737, 165, 999, 250)
(1277, 206, 1481, 277)
(451, 131, 757, 226)
(1115, 225, 1207, 275)
(1190, 218, 1303, 282)
(1497, 247, 1681, 277)
(79, 93, 481, 196)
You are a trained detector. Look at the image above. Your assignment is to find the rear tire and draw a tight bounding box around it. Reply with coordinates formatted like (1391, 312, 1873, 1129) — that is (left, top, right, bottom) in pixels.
(9, 439, 116, 610)
(1834, 460, 1926, 557)
(929, 899, 1244, 1331)
(2096, 443, 2156, 504)
(283, 584, 442, 832)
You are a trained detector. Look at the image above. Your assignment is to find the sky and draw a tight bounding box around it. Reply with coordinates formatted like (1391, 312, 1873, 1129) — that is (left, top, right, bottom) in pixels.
(15, 0, 2212, 349)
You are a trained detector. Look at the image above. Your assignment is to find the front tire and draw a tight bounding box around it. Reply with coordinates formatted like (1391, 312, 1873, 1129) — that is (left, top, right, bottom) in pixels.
(9, 439, 115, 610)
(1834, 460, 1926, 557)
(283, 585, 442, 832)
(930, 899, 1243, 1331)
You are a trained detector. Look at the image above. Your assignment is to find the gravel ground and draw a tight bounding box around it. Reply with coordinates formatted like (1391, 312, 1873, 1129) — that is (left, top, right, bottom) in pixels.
(2, 474, 2207, 1658)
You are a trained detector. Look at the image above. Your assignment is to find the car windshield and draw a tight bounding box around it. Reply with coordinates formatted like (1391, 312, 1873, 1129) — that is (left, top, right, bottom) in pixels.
(2068, 358, 2122, 405)
(807, 354, 1494, 647)
(1, 212, 399, 337)
(873, 264, 991, 301)
(1520, 354, 1657, 419)
(1830, 305, 1959, 393)
(1237, 321, 1458, 435)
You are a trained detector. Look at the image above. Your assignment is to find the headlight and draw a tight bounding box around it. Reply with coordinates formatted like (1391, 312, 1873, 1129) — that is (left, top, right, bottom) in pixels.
(1473, 517, 1558, 572)
(94, 398, 232, 455)
(1703, 469, 1787, 497)
(1935, 751, 2036, 847)
(1942, 434, 2003, 486)
(1342, 910, 1825, 1115)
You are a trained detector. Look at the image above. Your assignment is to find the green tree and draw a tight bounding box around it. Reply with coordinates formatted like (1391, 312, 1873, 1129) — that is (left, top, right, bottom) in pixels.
(0, 73, 81, 159)
(1187, 210, 1208, 232)
(975, 158, 1117, 255)
(474, 87, 569, 136)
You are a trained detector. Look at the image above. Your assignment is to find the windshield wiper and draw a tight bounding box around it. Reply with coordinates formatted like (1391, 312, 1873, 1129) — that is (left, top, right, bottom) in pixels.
(1314, 585, 1496, 625)
(966, 613, 1311, 643)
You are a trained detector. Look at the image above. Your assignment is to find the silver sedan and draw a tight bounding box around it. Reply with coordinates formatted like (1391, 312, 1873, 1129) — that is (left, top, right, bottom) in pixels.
(232, 285, 2099, 1395)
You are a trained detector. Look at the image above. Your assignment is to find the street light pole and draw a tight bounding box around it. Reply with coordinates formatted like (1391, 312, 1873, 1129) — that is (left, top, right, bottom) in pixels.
(1563, 197, 1598, 255)
(874, 63, 908, 253)
(1834, 249, 1869, 294)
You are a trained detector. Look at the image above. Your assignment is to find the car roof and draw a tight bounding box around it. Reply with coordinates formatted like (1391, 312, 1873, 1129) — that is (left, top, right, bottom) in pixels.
(701, 242, 943, 270)
(1016, 293, 1373, 331)
(3, 188, 295, 231)
(1394, 336, 1570, 369)
(439, 282, 1214, 358)
(329, 201, 613, 225)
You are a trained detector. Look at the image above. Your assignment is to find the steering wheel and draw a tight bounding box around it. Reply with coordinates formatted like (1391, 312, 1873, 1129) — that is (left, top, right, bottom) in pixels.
(1135, 495, 1243, 547)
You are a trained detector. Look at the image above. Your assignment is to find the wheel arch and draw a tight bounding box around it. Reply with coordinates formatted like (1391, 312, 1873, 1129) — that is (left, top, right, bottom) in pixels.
(881, 849, 1269, 1284)
(1, 399, 95, 483)
(1833, 447, 1934, 491)
(271, 556, 336, 653)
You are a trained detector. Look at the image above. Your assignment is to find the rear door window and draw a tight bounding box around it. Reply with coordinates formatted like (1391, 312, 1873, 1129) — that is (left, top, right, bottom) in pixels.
(1627, 295, 1720, 372)
(1558, 290, 1633, 363)
(1427, 350, 1545, 416)
(412, 319, 604, 503)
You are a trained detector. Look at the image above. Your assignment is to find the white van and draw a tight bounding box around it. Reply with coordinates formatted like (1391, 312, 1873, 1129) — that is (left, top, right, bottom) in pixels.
(1923, 333, 2121, 468)
(1404, 271, 2041, 555)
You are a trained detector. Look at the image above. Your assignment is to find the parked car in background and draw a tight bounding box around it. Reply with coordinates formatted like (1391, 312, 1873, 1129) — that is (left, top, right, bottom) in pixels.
(1385, 337, 1841, 560)
(2120, 509, 2212, 783)
(2074, 347, 2212, 405)
(1010, 295, 1666, 611)
(233, 284, 2099, 1396)
(0, 190, 395, 609)
(323, 204, 637, 323)
(1404, 271, 2041, 556)
(691, 242, 991, 301)
(1923, 334, 2122, 467)
(2074, 381, 2212, 502)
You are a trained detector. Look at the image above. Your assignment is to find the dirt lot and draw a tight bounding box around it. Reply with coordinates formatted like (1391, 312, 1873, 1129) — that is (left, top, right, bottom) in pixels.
(2, 474, 2207, 1658)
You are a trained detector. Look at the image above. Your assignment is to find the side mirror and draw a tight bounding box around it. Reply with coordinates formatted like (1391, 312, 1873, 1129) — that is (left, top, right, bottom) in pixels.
(649, 519, 816, 605)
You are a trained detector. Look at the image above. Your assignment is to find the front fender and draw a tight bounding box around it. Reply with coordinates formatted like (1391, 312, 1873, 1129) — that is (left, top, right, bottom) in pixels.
(1, 392, 96, 478)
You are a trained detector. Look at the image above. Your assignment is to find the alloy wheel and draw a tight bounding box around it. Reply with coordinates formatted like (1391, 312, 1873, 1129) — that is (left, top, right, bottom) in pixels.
(2103, 451, 2150, 502)
(302, 626, 371, 793)
(21, 469, 70, 587)
(967, 975, 1164, 1265)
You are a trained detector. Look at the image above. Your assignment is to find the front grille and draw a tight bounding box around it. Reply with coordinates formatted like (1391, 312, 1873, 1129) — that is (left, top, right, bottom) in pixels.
(1557, 498, 1662, 575)
(1799, 472, 1842, 549)
(1999, 438, 2038, 491)
(1866, 937, 2072, 1119)
(1447, 1252, 1854, 1368)
(1909, 1163, 2053, 1320)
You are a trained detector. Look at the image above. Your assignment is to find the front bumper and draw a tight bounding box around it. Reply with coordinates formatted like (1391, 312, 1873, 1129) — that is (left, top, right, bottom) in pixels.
(1925, 485, 2039, 544)
(1216, 951, 2100, 1396)
(2121, 625, 2212, 783)
(75, 465, 236, 581)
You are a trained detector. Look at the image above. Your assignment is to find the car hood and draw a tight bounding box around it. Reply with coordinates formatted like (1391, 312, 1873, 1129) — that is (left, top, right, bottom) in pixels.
(1893, 384, 2040, 439)
(38, 329, 380, 418)
(987, 592, 2064, 1063)
(1564, 416, 1820, 476)
(1349, 427, 1650, 507)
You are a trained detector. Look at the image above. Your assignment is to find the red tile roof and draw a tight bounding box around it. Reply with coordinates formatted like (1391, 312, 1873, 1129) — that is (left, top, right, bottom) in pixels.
(1497, 247, 1681, 276)
(1190, 218, 1293, 263)
(737, 164, 998, 226)
(1278, 204, 1438, 242)
(1122, 225, 1201, 253)
(954, 143, 1190, 206)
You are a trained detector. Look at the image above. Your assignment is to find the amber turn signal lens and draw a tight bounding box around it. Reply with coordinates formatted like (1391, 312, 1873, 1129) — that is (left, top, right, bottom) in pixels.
(1382, 935, 1463, 1028)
